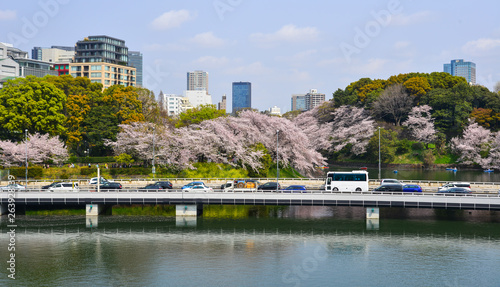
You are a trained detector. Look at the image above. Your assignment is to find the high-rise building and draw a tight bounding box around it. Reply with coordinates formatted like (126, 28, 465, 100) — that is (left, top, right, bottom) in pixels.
(72, 35, 135, 89)
(443, 59, 476, 84)
(75, 35, 128, 64)
(304, 89, 325, 111)
(291, 94, 306, 111)
(128, 51, 143, 87)
(218, 94, 227, 111)
(187, 70, 209, 92)
(32, 46, 74, 63)
(232, 82, 251, 114)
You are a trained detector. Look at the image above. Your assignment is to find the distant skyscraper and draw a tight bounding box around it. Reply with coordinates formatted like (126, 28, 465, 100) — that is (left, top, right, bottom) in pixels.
(128, 51, 143, 86)
(187, 70, 209, 92)
(304, 89, 325, 111)
(218, 94, 227, 111)
(443, 59, 476, 84)
(232, 82, 251, 114)
(291, 94, 306, 111)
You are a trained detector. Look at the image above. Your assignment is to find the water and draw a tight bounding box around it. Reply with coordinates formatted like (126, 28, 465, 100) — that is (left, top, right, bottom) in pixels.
(1, 206, 500, 286)
(327, 165, 500, 183)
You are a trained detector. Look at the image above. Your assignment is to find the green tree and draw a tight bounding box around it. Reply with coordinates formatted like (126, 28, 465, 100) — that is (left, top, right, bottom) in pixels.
(175, 104, 226, 128)
(0, 76, 66, 141)
(421, 83, 473, 138)
(365, 128, 397, 163)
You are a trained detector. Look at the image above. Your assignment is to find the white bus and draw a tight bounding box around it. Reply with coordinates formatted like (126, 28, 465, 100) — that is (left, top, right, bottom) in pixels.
(325, 170, 369, 192)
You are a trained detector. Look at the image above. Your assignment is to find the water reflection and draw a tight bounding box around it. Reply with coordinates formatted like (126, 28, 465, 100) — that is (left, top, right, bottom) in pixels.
(0, 207, 499, 286)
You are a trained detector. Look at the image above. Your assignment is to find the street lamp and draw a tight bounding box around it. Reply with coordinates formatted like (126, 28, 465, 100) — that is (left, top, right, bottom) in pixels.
(152, 126, 156, 178)
(276, 129, 279, 192)
(25, 129, 28, 188)
(378, 127, 381, 180)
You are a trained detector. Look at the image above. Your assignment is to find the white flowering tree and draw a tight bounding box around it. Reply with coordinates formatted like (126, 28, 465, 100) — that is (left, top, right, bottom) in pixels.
(450, 120, 494, 168)
(111, 111, 327, 176)
(0, 133, 68, 167)
(403, 105, 437, 145)
(329, 106, 375, 155)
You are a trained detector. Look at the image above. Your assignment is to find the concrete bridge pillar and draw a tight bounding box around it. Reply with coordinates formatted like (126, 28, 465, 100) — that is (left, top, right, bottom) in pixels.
(86, 204, 112, 216)
(366, 207, 380, 219)
(176, 204, 203, 217)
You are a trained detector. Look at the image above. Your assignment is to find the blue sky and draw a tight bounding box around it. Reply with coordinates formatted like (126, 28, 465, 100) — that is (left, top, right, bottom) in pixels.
(2, 0, 500, 113)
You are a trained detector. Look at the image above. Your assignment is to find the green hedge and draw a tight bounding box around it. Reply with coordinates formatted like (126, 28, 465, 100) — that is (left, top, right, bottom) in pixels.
(8, 166, 44, 179)
(68, 156, 116, 164)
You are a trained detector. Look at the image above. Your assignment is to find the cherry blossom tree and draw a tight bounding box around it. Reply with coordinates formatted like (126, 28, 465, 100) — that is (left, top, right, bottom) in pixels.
(486, 132, 500, 169)
(293, 107, 332, 151)
(0, 133, 68, 167)
(450, 120, 492, 167)
(403, 105, 437, 144)
(329, 106, 375, 155)
(111, 111, 327, 176)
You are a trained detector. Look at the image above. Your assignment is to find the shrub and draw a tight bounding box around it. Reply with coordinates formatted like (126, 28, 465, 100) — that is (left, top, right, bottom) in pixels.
(396, 139, 411, 155)
(412, 142, 425, 150)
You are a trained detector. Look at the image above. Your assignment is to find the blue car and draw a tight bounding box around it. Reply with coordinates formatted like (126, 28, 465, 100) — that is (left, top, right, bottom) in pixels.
(283, 185, 307, 193)
(402, 184, 422, 192)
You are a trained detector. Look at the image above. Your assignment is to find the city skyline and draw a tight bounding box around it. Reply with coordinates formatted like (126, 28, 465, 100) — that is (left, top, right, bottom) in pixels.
(2, 1, 500, 112)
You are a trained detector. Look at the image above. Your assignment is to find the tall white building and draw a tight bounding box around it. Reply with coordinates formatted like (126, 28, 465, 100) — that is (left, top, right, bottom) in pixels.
(187, 70, 209, 92)
(163, 94, 185, 116)
(183, 90, 212, 108)
(33, 47, 74, 63)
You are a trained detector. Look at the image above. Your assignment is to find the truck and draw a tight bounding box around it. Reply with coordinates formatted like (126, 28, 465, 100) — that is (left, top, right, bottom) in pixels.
(221, 179, 260, 192)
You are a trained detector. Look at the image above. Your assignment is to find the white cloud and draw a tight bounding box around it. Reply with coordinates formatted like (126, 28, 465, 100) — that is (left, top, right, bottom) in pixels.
(462, 38, 500, 56)
(276, 49, 317, 66)
(350, 58, 388, 74)
(226, 62, 272, 75)
(0, 9, 15, 21)
(150, 10, 195, 30)
(390, 11, 432, 26)
(394, 41, 410, 49)
(189, 32, 226, 48)
(192, 56, 230, 67)
(250, 24, 319, 47)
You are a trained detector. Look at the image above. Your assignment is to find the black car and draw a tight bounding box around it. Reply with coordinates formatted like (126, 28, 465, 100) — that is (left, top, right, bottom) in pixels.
(153, 181, 173, 189)
(141, 181, 173, 191)
(41, 181, 62, 190)
(96, 182, 122, 191)
(258, 182, 281, 191)
(373, 183, 403, 192)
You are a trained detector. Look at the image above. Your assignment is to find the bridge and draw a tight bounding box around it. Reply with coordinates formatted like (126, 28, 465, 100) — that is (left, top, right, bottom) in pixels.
(2, 190, 500, 217)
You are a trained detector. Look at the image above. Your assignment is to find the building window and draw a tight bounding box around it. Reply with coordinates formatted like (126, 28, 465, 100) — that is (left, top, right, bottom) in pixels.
(105, 66, 110, 71)
(71, 66, 81, 71)
(105, 80, 110, 85)
(91, 65, 102, 70)
(91, 79, 102, 83)
(105, 73, 110, 78)
(91, 72, 102, 78)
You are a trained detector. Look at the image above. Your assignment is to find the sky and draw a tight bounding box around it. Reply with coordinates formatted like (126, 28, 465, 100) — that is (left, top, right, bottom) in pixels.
(2, 0, 500, 113)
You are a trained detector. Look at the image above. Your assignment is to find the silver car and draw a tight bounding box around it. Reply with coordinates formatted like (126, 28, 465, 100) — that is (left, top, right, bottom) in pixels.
(48, 182, 80, 192)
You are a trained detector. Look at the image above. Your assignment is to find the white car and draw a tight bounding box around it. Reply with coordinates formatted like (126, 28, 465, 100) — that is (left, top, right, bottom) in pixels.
(88, 177, 109, 185)
(438, 182, 471, 192)
(47, 182, 80, 192)
(0, 183, 26, 191)
(381, 179, 402, 185)
(183, 185, 213, 192)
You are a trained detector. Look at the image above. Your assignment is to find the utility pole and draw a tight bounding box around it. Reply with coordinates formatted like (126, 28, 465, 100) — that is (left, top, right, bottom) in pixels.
(25, 129, 28, 188)
(276, 130, 279, 192)
(378, 127, 381, 180)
